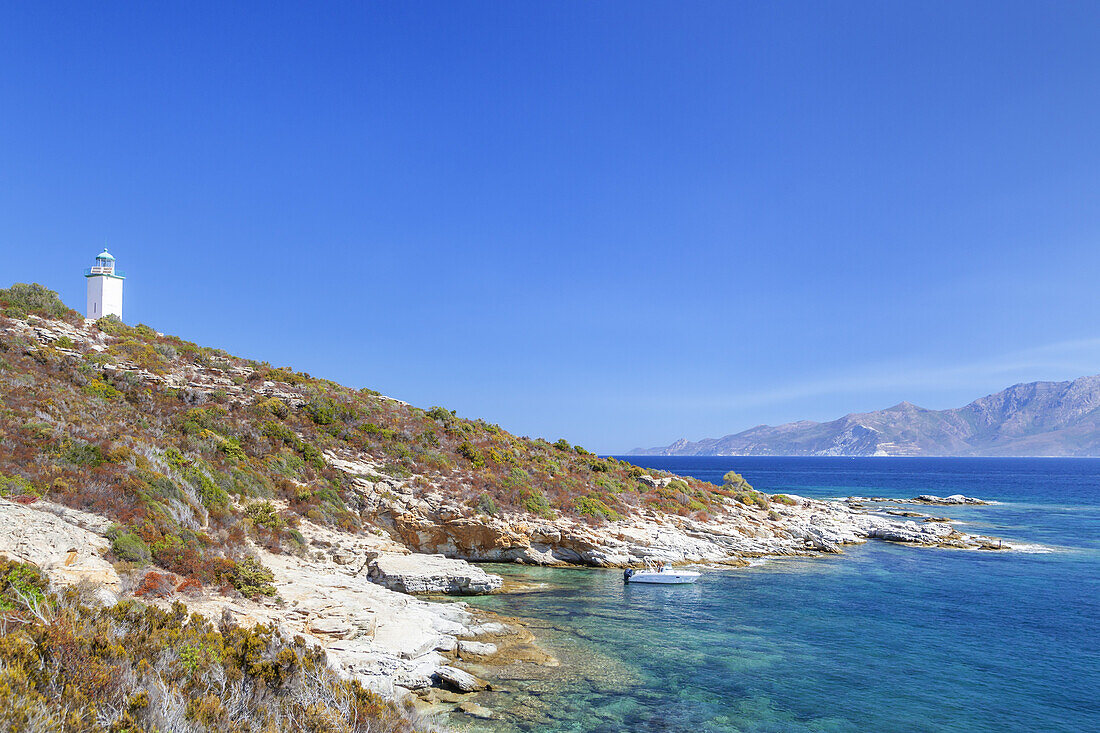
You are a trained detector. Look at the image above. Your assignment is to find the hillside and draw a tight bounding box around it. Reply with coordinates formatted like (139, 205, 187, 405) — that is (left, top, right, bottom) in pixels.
(0, 282, 1018, 729)
(0, 284, 745, 573)
(633, 376, 1100, 456)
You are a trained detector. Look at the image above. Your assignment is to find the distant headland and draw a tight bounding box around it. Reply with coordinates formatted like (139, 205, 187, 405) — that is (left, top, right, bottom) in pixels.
(632, 375, 1100, 457)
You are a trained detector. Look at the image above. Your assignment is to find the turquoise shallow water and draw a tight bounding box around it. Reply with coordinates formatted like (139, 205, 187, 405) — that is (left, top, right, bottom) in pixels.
(453, 458, 1100, 733)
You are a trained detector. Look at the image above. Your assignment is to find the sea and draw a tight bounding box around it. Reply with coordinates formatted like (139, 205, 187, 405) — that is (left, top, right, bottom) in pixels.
(449, 457, 1100, 733)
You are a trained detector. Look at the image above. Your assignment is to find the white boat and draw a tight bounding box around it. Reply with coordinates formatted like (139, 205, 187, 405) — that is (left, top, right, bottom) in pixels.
(623, 559, 700, 584)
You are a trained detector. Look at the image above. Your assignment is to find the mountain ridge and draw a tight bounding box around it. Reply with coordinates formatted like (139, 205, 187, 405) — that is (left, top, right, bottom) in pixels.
(632, 374, 1100, 456)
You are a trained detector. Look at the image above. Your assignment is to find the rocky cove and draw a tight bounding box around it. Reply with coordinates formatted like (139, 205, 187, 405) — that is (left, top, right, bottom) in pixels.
(0, 310, 1024, 728)
(0, 479, 1014, 726)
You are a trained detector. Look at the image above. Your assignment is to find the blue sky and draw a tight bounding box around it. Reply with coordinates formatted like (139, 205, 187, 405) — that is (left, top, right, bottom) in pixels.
(3, 2, 1100, 452)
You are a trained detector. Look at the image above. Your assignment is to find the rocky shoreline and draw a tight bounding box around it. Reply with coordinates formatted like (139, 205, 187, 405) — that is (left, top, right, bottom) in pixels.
(846, 493, 991, 506)
(358, 457, 1016, 563)
(0, 479, 1016, 725)
(0, 314, 1022, 725)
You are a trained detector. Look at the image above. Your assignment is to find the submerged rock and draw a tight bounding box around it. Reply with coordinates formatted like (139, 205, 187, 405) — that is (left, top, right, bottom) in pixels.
(437, 665, 489, 692)
(458, 701, 494, 719)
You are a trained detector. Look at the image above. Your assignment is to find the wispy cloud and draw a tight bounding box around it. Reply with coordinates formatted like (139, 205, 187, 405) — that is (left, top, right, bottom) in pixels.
(674, 337, 1100, 412)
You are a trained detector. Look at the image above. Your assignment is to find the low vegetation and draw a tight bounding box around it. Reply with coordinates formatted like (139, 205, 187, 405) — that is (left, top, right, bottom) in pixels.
(0, 282, 742, 598)
(721, 471, 770, 508)
(0, 559, 428, 732)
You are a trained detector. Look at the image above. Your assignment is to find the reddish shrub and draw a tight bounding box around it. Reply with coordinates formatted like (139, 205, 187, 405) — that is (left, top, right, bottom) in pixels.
(175, 577, 203, 595)
(134, 570, 176, 598)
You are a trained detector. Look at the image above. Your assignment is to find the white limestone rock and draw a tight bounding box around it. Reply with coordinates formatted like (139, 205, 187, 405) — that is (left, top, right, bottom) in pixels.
(367, 553, 503, 595)
(0, 498, 121, 594)
(457, 640, 498, 660)
(436, 665, 489, 693)
(914, 494, 989, 505)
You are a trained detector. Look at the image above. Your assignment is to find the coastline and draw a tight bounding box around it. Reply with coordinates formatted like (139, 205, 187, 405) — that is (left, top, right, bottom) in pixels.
(0, 316, 1052, 731)
(2, 454, 1093, 732)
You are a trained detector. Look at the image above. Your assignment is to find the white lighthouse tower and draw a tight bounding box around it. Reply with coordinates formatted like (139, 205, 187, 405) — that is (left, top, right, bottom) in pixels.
(85, 249, 124, 321)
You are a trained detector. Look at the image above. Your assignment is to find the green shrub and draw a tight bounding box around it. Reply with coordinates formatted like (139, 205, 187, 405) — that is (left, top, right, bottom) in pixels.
(771, 493, 797, 505)
(427, 405, 455, 423)
(0, 559, 47, 611)
(501, 466, 530, 489)
(457, 441, 485, 468)
(266, 366, 305, 384)
(262, 421, 325, 470)
(299, 441, 325, 470)
(194, 472, 230, 510)
(246, 501, 286, 530)
(587, 457, 610, 472)
(304, 397, 338, 425)
(475, 492, 498, 516)
(361, 422, 397, 441)
(261, 420, 297, 442)
(83, 379, 123, 400)
(95, 313, 136, 337)
(0, 283, 75, 319)
(232, 556, 276, 598)
(576, 495, 621, 521)
(595, 476, 626, 494)
(520, 488, 553, 517)
(169, 453, 230, 510)
(723, 470, 751, 490)
(61, 439, 105, 467)
(421, 451, 452, 472)
(381, 462, 411, 478)
(202, 430, 246, 461)
(111, 532, 152, 564)
(255, 397, 290, 419)
(0, 472, 37, 499)
(734, 489, 769, 509)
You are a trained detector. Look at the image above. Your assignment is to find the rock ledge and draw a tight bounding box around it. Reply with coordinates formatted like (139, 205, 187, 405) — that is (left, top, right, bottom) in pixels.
(368, 553, 503, 595)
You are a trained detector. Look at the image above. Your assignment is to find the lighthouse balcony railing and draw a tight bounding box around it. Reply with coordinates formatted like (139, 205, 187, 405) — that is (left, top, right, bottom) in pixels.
(85, 267, 125, 277)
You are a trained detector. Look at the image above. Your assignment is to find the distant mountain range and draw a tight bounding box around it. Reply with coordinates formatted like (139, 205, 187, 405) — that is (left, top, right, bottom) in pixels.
(632, 375, 1100, 457)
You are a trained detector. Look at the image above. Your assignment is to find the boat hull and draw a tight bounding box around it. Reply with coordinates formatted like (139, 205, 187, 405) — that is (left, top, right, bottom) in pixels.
(625, 571, 700, 584)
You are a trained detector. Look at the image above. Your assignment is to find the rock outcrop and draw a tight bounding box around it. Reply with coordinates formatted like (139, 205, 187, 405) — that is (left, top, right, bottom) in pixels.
(437, 665, 489, 693)
(367, 553, 503, 595)
(0, 497, 121, 598)
(0, 495, 531, 702)
(347, 473, 1015, 566)
(913, 494, 989, 505)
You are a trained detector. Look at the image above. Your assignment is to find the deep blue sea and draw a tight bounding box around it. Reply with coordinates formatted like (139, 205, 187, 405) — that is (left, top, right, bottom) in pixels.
(454, 457, 1100, 733)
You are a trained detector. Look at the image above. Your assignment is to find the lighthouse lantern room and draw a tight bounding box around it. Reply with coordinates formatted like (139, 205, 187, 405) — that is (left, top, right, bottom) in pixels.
(85, 249, 124, 321)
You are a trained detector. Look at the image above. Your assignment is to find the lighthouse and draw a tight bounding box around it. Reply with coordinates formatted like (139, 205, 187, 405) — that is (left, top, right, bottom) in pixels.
(85, 249, 124, 321)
